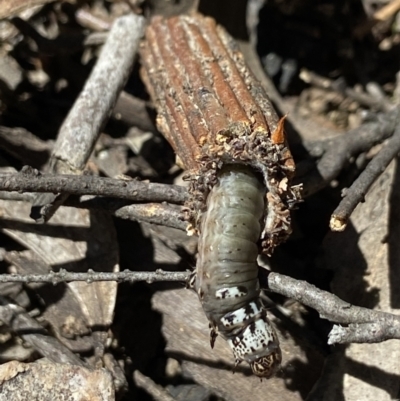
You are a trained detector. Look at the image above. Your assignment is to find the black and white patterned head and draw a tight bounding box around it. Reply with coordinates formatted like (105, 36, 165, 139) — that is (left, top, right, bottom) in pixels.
(250, 349, 282, 378)
(226, 302, 281, 378)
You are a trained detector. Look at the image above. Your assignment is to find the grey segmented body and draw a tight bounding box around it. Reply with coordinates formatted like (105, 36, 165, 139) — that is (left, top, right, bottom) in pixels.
(194, 165, 281, 378)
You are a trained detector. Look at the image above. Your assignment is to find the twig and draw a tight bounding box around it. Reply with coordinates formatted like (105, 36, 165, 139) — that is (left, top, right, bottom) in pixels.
(266, 272, 400, 344)
(83, 32, 109, 47)
(330, 122, 400, 231)
(73, 198, 187, 230)
(1, 269, 400, 344)
(0, 166, 188, 204)
(111, 202, 187, 231)
(0, 191, 187, 231)
(355, 0, 400, 37)
(0, 296, 85, 366)
(75, 14, 156, 132)
(300, 107, 400, 197)
(75, 8, 112, 31)
(33, 13, 145, 222)
(0, 269, 190, 284)
(133, 370, 178, 401)
(51, 13, 145, 172)
(373, 0, 400, 21)
(328, 321, 400, 344)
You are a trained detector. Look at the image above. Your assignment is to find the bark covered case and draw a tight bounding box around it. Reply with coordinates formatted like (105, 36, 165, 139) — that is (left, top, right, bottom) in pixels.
(139, 13, 301, 377)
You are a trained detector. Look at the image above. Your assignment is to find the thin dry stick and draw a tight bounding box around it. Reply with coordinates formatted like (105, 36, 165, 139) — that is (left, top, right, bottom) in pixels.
(300, 107, 400, 197)
(0, 166, 188, 204)
(75, 8, 112, 31)
(330, 122, 400, 231)
(1, 268, 399, 345)
(267, 272, 400, 344)
(0, 192, 187, 231)
(328, 321, 400, 344)
(374, 0, 400, 21)
(0, 269, 190, 284)
(134, 370, 178, 401)
(51, 13, 145, 172)
(68, 197, 187, 230)
(33, 13, 145, 222)
(111, 202, 187, 230)
(355, 0, 400, 37)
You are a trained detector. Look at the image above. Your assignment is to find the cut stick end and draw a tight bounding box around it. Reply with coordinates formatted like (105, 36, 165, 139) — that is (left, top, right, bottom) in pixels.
(330, 215, 347, 232)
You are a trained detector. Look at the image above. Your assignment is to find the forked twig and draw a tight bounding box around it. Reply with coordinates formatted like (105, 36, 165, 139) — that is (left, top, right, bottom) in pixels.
(300, 108, 400, 196)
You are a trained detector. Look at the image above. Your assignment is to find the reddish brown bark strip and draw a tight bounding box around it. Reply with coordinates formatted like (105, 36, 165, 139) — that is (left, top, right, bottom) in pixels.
(140, 13, 301, 254)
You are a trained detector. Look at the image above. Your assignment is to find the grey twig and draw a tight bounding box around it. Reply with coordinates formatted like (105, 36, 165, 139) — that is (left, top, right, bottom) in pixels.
(0, 269, 190, 284)
(34, 13, 145, 222)
(1, 268, 400, 344)
(73, 197, 187, 231)
(267, 272, 400, 344)
(0, 296, 85, 366)
(51, 13, 145, 172)
(111, 202, 187, 231)
(0, 191, 187, 231)
(300, 107, 400, 197)
(328, 321, 400, 344)
(330, 122, 400, 231)
(0, 166, 188, 204)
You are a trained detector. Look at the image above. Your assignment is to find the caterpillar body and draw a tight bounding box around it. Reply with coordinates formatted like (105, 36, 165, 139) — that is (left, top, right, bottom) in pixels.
(194, 165, 281, 378)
